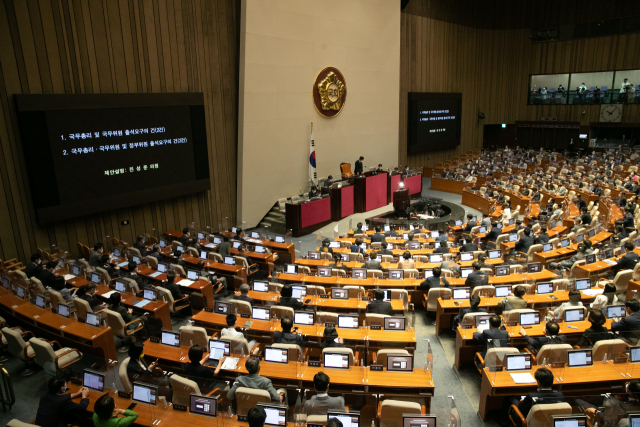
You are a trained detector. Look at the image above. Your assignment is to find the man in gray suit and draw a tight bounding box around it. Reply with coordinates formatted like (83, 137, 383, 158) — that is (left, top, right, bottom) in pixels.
(218, 235, 231, 258)
(362, 251, 382, 270)
(304, 372, 346, 414)
(89, 243, 104, 266)
(227, 356, 284, 403)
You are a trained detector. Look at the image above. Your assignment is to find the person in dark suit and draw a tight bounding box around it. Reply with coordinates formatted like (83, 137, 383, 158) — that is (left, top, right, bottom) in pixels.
(463, 214, 477, 233)
(419, 266, 450, 292)
(324, 175, 334, 188)
(537, 226, 550, 244)
(363, 251, 382, 270)
(387, 226, 399, 237)
(461, 240, 479, 252)
(519, 321, 566, 352)
(218, 235, 232, 258)
(78, 283, 103, 310)
(507, 368, 564, 423)
(574, 195, 587, 211)
(108, 292, 136, 323)
(163, 272, 187, 303)
(184, 344, 228, 391)
(278, 284, 304, 310)
(403, 233, 419, 248)
(354, 156, 364, 175)
(89, 243, 104, 267)
(273, 316, 303, 346)
(126, 342, 171, 398)
(366, 289, 392, 315)
(370, 227, 386, 244)
(35, 376, 90, 427)
(465, 262, 489, 290)
(304, 371, 346, 412)
(616, 242, 639, 272)
(452, 294, 488, 331)
(39, 261, 57, 289)
(235, 284, 255, 306)
(434, 241, 450, 254)
(580, 208, 592, 227)
(615, 225, 628, 240)
(514, 228, 534, 254)
(148, 245, 163, 264)
(122, 261, 146, 290)
(612, 299, 640, 331)
(350, 238, 366, 255)
(486, 222, 501, 243)
(133, 235, 147, 253)
(179, 227, 192, 247)
(25, 253, 43, 279)
(472, 315, 509, 359)
(99, 254, 120, 279)
(580, 309, 611, 347)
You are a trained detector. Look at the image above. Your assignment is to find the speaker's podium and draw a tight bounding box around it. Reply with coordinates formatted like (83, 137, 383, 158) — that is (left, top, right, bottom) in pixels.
(393, 189, 410, 211)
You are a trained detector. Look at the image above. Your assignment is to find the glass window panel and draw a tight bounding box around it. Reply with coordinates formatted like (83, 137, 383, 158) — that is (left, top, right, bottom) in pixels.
(568, 71, 614, 104)
(613, 70, 640, 104)
(529, 74, 569, 105)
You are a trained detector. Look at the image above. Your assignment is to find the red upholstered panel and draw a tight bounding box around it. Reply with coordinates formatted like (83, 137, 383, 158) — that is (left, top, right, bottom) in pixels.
(365, 174, 388, 211)
(341, 186, 354, 218)
(301, 197, 331, 228)
(404, 174, 422, 195)
(390, 174, 401, 201)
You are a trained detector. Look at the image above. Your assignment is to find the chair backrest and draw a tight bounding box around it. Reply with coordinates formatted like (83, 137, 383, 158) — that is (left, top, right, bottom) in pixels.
(2, 327, 28, 359)
(526, 403, 572, 426)
(73, 298, 92, 318)
(270, 305, 294, 320)
(170, 374, 201, 406)
(235, 256, 250, 270)
(119, 357, 133, 392)
(365, 313, 389, 327)
(170, 264, 186, 276)
(506, 308, 537, 324)
(322, 347, 355, 365)
(48, 289, 66, 307)
(229, 299, 253, 316)
(471, 285, 495, 297)
(592, 338, 627, 361)
(235, 387, 272, 416)
(375, 349, 409, 366)
(179, 326, 209, 347)
(226, 336, 251, 355)
(146, 257, 158, 270)
(156, 286, 177, 312)
(305, 285, 326, 295)
(426, 288, 451, 312)
(367, 269, 384, 278)
(484, 348, 520, 368)
(569, 259, 586, 278)
(119, 277, 140, 294)
(208, 252, 223, 262)
(613, 269, 634, 294)
(29, 337, 57, 369)
(537, 344, 572, 365)
(103, 309, 126, 338)
(403, 269, 420, 278)
(343, 286, 364, 298)
(379, 399, 422, 427)
(316, 311, 339, 325)
(30, 277, 46, 295)
(271, 343, 303, 362)
(7, 420, 37, 427)
(95, 266, 111, 284)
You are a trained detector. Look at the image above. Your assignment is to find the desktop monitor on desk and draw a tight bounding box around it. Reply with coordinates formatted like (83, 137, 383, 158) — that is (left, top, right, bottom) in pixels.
(479, 226, 486, 233)
(190, 394, 217, 418)
(384, 317, 406, 331)
(561, 239, 570, 248)
(402, 415, 435, 427)
(197, 232, 205, 240)
(213, 237, 222, 245)
(519, 312, 540, 326)
(543, 243, 553, 252)
(352, 269, 366, 279)
(630, 346, 640, 363)
(329, 241, 341, 249)
(159, 239, 167, 248)
(576, 234, 584, 243)
(429, 254, 443, 263)
(252, 307, 270, 320)
(495, 285, 512, 298)
(2, 276, 11, 290)
(264, 346, 289, 364)
(323, 352, 350, 369)
(86, 312, 101, 327)
(588, 228, 596, 238)
(157, 263, 168, 273)
(488, 250, 501, 259)
(161, 330, 180, 347)
(131, 256, 141, 265)
(91, 272, 101, 284)
(291, 286, 306, 299)
(495, 266, 509, 276)
(215, 301, 231, 314)
(253, 281, 268, 293)
(331, 288, 348, 300)
(251, 231, 260, 239)
(57, 303, 71, 318)
(340, 253, 350, 262)
(567, 349, 592, 367)
(308, 251, 320, 260)
(338, 315, 359, 329)
(388, 270, 404, 280)
(386, 354, 413, 372)
(574, 279, 591, 291)
(527, 262, 541, 273)
(72, 264, 81, 276)
(431, 231, 440, 238)
(232, 242, 242, 249)
(224, 256, 236, 265)
(199, 251, 208, 260)
(460, 268, 473, 279)
(423, 269, 433, 278)
(509, 234, 518, 242)
(187, 270, 199, 280)
(275, 235, 286, 243)
(284, 264, 298, 275)
(208, 339, 230, 361)
(132, 382, 158, 406)
(454, 220, 462, 226)
(452, 288, 470, 300)
(294, 311, 314, 325)
(505, 354, 532, 371)
(83, 369, 105, 392)
(115, 281, 128, 293)
(318, 267, 332, 277)
(564, 308, 585, 322)
(460, 252, 473, 262)
(408, 242, 421, 250)
(143, 289, 157, 302)
(258, 404, 288, 427)
(606, 305, 626, 319)
(35, 294, 46, 309)
(114, 247, 122, 257)
(585, 254, 596, 265)
(536, 283, 553, 295)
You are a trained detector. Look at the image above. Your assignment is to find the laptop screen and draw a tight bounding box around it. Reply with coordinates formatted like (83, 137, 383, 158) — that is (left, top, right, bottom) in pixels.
(606, 305, 626, 319)
(561, 239, 570, 248)
(35, 294, 45, 308)
(543, 243, 552, 252)
(275, 235, 285, 243)
(338, 315, 359, 329)
(252, 232, 260, 238)
(187, 270, 199, 280)
(488, 250, 501, 259)
(200, 251, 208, 260)
(495, 285, 512, 298)
(132, 382, 158, 405)
(574, 279, 590, 290)
(143, 289, 157, 301)
(157, 263, 168, 273)
(213, 237, 222, 244)
(567, 349, 592, 367)
(630, 346, 640, 363)
(291, 286, 306, 299)
(260, 404, 288, 427)
(402, 416, 436, 427)
(509, 234, 518, 242)
(208, 339, 231, 360)
(460, 268, 473, 278)
(388, 270, 404, 280)
(429, 254, 443, 263)
(252, 307, 270, 320)
(536, 283, 553, 294)
(224, 256, 235, 265)
(91, 272, 101, 284)
(284, 264, 298, 274)
(460, 252, 473, 262)
(329, 241, 341, 248)
(57, 303, 70, 318)
(552, 416, 586, 427)
(86, 312, 100, 327)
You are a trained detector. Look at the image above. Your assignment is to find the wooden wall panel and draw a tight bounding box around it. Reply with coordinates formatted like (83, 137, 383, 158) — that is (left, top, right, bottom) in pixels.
(401, 12, 640, 170)
(0, 0, 238, 264)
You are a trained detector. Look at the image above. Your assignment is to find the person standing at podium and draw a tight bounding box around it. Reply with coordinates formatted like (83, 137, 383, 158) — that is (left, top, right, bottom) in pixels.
(354, 156, 364, 175)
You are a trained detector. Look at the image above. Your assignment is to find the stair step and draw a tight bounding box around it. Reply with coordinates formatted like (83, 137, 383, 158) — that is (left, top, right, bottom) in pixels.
(266, 213, 284, 221)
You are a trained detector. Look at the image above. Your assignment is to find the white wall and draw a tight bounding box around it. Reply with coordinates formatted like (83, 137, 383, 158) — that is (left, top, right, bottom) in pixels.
(238, 0, 401, 227)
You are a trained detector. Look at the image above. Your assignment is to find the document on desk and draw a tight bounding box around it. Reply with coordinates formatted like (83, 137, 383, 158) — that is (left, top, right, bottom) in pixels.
(63, 274, 76, 281)
(134, 300, 151, 308)
(245, 238, 262, 244)
(205, 243, 215, 248)
(510, 373, 536, 384)
(603, 259, 617, 265)
(148, 271, 162, 278)
(102, 291, 117, 299)
(221, 357, 239, 370)
(178, 279, 195, 287)
(582, 288, 604, 296)
(117, 262, 129, 267)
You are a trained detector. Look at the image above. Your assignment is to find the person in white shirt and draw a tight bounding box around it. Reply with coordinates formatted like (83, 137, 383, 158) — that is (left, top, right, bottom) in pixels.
(591, 283, 619, 310)
(501, 203, 512, 221)
(620, 78, 632, 93)
(222, 314, 257, 350)
(552, 290, 583, 318)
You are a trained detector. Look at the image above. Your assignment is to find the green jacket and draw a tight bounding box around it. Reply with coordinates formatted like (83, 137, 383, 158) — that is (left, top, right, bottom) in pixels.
(93, 410, 138, 427)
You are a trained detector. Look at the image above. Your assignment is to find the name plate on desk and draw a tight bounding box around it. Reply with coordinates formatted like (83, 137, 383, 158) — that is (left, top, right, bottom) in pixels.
(238, 416, 248, 422)
(488, 366, 503, 372)
(361, 297, 370, 301)
(320, 294, 329, 299)
(173, 404, 187, 412)
(308, 361, 321, 367)
(370, 365, 383, 371)
(240, 313, 250, 318)
(370, 325, 382, 330)
(118, 391, 132, 399)
(459, 324, 473, 329)
(150, 337, 160, 343)
(70, 377, 82, 385)
(204, 307, 213, 312)
(324, 323, 334, 328)
(77, 317, 86, 323)
(441, 296, 451, 300)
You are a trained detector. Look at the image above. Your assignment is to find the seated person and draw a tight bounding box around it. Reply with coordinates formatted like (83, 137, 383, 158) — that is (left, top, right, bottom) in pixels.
(552, 290, 582, 318)
(326, 253, 345, 270)
(126, 342, 172, 399)
(514, 228, 533, 253)
(148, 244, 163, 263)
(452, 294, 486, 331)
(321, 324, 344, 349)
(93, 393, 138, 427)
(304, 372, 346, 413)
(222, 313, 257, 349)
(89, 243, 104, 267)
(273, 316, 303, 346)
(184, 344, 229, 391)
(366, 289, 392, 315)
(162, 271, 188, 306)
(25, 253, 43, 279)
(77, 283, 104, 310)
(362, 251, 382, 270)
(419, 266, 450, 291)
(122, 261, 146, 290)
(397, 251, 415, 269)
(463, 214, 477, 233)
(612, 298, 640, 331)
(370, 227, 386, 244)
(36, 376, 90, 427)
(461, 239, 479, 252)
(486, 222, 501, 243)
(50, 276, 75, 303)
(472, 315, 508, 362)
(133, 235, 147, 253)
(235, 284, 255, 306)
(248, 407, 266, 427)
(506, 368, 564, 424)
(350, 238, 366, 255)
(227, 356, 285, 403)
(278, 284, 305, 310)
(580, 309, 611, 347)
(537, 226, 550, 243)
(403, 233, 418, 247)
(615, 242, 639, 272)
(498, 285, 527, 311)
(434, 241, 450, 254)
(465, 261, 489, 290)
(551, 243, 586, 271)
(591, 283, 619, 310)
(38, 261, 58, 289)
(99, 254, 120, 279)
(218, 235, 232, 257)
(352, 222, 364, 233)
(519, 321, 566, 352)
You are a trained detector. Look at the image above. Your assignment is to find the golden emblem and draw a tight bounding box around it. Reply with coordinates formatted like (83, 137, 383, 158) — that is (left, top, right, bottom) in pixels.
(313, 67, 347, 118)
